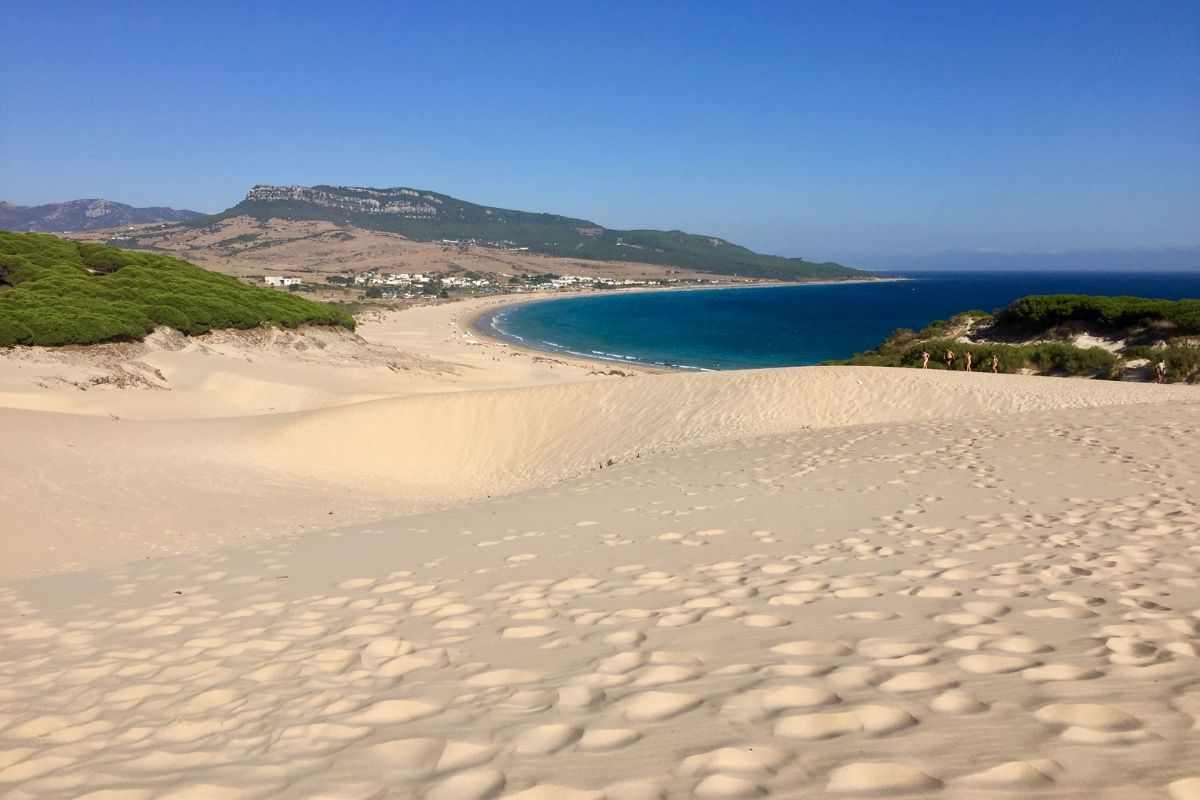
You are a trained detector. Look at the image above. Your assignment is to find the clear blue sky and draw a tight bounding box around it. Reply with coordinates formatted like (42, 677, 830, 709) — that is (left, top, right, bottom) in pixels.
(3, 1, 1197, 263)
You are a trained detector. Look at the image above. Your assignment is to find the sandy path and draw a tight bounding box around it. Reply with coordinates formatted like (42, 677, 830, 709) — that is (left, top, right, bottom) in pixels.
(3, 400, 1200, 798)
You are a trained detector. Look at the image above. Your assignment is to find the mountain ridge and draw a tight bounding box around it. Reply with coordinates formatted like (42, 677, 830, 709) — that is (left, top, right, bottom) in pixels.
(205, 184, 867, 281)
(0, 199, 203, 232)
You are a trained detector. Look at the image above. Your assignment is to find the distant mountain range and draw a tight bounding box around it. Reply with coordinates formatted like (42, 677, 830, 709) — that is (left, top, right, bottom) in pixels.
(203, 184, 866, 281)
(863, 247, 1200, 273)
(0, 199, 203, 232)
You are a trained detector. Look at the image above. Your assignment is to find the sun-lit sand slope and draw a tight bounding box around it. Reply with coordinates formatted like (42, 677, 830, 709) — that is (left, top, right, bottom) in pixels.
(2, 393, 1200, 798)
(0, 301, 626, 421)
(255, 366, 1196, 494)
(2, 368, 1194, 577)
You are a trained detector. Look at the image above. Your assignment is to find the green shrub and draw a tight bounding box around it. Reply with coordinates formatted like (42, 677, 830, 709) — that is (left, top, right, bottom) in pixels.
(145, 305, 192, 331)
(839, 336, 1118, 377)
(1127, 343, 1200, 383)
(0, 317, 33, 346)
(0, 231, 355, 347)
(996, 295, 1200, 335)
(1164, 346, 1200, 383)
(835, 293, 1199, 381)
(1023, 342, 1117, 375)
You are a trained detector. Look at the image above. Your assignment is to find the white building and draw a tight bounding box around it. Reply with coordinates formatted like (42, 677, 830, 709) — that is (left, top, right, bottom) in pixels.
(264, 276, 302, 287)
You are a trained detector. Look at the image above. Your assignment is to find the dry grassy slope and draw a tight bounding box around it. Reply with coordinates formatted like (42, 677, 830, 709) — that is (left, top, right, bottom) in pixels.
(65, 217, 735, 282)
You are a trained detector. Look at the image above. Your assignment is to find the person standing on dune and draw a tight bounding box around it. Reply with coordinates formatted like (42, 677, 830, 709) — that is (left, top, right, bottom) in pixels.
(921, 351, 930, 369)
(991, 354, 1000, 373)
(1156, 360, 1167, 383)
(945, 349, 955, 369)
(965, 351, 973, 372)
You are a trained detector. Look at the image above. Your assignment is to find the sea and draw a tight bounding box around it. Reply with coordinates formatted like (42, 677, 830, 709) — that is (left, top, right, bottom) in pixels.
(484, 271, 1200, 371)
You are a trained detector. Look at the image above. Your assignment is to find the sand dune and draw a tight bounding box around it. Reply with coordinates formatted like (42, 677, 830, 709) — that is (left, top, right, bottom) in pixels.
(3, 298, 1200, 798)
(0, 299, 640, 420)
(2, 393, 1199, 798)
(3, 367, 1194, 578)
(254, 366, 1197, 495)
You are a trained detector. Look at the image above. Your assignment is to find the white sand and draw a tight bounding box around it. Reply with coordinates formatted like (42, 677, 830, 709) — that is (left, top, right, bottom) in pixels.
(2, 298, 1200, 798)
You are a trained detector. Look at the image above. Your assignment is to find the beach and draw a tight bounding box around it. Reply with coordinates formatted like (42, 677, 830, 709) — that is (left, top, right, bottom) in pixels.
(3, 294, 1200, 798)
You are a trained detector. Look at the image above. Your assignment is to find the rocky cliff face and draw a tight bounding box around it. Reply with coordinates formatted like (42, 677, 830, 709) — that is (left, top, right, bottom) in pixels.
(0, 200, 203, 232)
(246, 185, 441, 218)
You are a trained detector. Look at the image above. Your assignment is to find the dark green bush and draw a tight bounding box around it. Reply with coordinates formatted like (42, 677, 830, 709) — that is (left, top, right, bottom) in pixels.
(1164, 346, 1200, 382)
(0, 317, 33, 346)
(840, 337, 1117, 377)
(0, 231, 354, 347)
(996, 295, 1200, 335)
(1023, 342, 1117, 375)
(1126, 344, 1200, 383)
(834, 293, 1199, 380)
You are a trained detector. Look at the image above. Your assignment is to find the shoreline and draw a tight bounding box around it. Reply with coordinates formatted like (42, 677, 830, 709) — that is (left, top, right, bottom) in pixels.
(464, 275, 906, 371)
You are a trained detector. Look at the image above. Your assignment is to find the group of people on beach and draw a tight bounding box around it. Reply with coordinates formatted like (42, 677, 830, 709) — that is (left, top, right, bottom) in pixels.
(921, 349, 1000, 373)
(919, 349, 1170, 383)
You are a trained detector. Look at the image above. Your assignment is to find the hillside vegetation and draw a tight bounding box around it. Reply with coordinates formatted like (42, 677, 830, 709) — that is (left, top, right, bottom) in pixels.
(203, 184, 867, 281)
(994, 294, 1200, 335)
(0, 231, 354, 347)
(835, 294, 1200, 383)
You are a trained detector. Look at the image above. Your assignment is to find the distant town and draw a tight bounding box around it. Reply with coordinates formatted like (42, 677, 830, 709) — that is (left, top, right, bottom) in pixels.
(261, 267, 728, 302)
(84, 227, 740, 303)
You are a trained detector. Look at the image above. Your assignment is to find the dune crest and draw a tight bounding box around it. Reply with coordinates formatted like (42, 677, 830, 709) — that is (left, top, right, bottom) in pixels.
(3, 366, 1194, 578)
(253, 365, 1194, 495)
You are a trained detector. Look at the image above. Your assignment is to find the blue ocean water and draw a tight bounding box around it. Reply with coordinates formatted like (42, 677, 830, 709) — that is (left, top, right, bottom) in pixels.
(487, 271, 1200, 371)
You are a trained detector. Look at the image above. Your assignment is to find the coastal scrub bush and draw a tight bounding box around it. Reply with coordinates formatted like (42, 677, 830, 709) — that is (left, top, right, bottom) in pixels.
(1126, 344, 1200, 383)
(838, 336, 1118, 378)
(1022, 342, 1117, 376)
(0, 317, 33, 346)
(1163, 346, 1200, 383)
(832, 294, 1198, 380)
(0, 231, 355, 347)
(996, 295, 1200, 336)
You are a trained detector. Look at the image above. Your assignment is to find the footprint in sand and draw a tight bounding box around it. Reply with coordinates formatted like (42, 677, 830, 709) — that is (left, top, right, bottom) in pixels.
(775, 705, 918, 740)
(465, 668, 543, 687)
(578, 728, 641, 751)
(691, 774, 764, 799)
(760, 686, 841, 713)
(770, 640, 853, 658)
(513, 723, 583, 755)
(957, 654, 1039, 674)
(501, 626, 555, 640)
(1022, 663, 1101, 682)
(1034, 703, 1151, 744)
(425, 768, 506, 800)
(958, 759, 1062, 790)
(621, 691, 702, 722)
(344, 698, 442, 725)
(879, 671, 958, 693)
(340, 737, 496, 782)
(930, 688, 989, 714)
(826, 762, 942, 794)
(631, 664, 703, 688)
